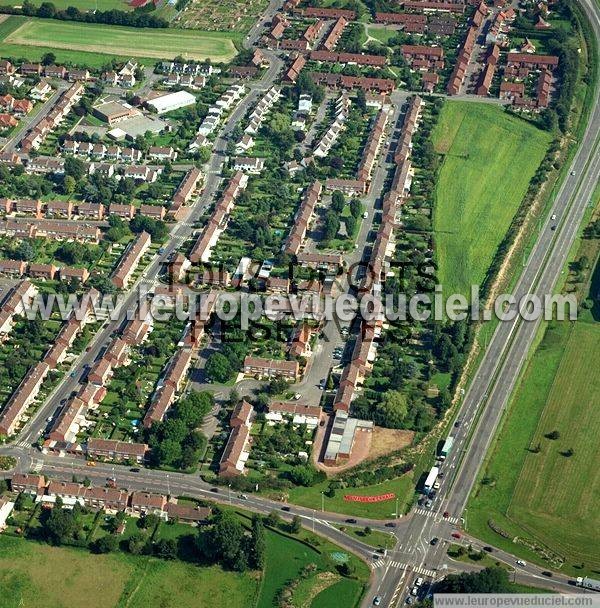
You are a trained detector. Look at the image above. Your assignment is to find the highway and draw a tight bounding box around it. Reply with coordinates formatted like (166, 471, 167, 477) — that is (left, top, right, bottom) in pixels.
(364, 0, 600, 603)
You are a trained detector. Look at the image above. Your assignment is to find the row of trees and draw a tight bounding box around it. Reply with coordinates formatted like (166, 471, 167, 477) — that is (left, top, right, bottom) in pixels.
(3, 1, 169, 28)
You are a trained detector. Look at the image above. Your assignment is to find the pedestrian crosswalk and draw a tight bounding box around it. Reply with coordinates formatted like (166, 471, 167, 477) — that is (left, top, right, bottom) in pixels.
(371, 559, 436, 578)
(413, 507, 459, 524)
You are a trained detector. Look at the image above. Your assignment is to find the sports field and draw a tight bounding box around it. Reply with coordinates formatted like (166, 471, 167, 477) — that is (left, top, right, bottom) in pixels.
(467, 315, 600, 573)
(0, 17, 239, 64)
(432, 102, 552, 298)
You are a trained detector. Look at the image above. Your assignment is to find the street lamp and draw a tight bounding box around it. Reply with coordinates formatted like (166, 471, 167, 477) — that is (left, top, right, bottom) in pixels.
(321, 491, 324, 513)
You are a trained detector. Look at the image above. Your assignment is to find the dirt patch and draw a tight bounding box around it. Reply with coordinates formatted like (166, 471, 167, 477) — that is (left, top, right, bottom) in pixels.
(295, 572, 340, 608)
(367, 426, 414, 460)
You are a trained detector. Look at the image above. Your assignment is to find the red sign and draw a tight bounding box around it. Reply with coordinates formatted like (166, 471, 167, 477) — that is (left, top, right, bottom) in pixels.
(343, 493, 395, 503)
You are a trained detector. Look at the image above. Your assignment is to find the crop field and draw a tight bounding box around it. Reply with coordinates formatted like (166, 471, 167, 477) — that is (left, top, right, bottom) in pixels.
(0, 0, 129, 9)
(432, 102, 551, 297)
(467, 316, 600, 574)
(0, 17, 239, 65)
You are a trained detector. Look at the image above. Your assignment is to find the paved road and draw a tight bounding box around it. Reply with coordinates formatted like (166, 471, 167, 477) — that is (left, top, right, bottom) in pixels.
(364, 0, 600, 603)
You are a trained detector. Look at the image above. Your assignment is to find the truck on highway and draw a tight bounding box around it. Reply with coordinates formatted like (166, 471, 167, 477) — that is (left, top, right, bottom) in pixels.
(424, 466, 439, 494)
(440, 435, 455, 460)
(576, 577, 600, 591)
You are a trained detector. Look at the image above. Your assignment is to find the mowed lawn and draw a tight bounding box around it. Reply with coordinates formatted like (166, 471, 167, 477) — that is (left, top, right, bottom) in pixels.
(0, 535, 258, 608)
(1, 17, 239, 63)
(467, 318, 600, 573)
(432, 102, 551, 297)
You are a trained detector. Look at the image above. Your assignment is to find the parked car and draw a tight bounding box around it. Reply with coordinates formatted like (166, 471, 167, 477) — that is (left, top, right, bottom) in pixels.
(373, 597, 381, 606)
(430, 537, 439, 546)
(451, 532, 461, 539)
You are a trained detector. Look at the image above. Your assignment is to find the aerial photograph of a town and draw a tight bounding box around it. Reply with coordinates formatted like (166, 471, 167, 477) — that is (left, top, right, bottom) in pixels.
(0, 0, 597, 605)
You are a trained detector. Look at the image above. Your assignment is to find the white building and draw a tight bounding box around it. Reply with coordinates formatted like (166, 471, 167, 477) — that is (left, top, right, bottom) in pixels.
(147, 90, 196, 115)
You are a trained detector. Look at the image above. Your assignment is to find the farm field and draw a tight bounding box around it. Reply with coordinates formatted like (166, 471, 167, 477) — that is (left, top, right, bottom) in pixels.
(467, 313, 600, 575)
(0, 0, 129, 9)
(432, 102, 552, 298)
(0, 16, 239, 65)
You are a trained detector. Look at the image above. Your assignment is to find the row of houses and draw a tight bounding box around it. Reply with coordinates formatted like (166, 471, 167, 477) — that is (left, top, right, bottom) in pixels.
(10, 473, 211, 521)
(169, 167, 204, 220)
(194, 84, 246, 140)
(189, 171, 249, 264)
(0, 259, 90, 283)
(0, 219, 102, 244)
(111, 231, 152, 289)
(309, 72, 395, 94)
(0, 60, 90, 82)
(310, 50, 387, 67)
(0, 94, 33, 115)
(21, 82, 85, 153)
(0, 280, 37, 342)
(44, 315, 153, 451)
(326, 106, 389, 195)
(0, 287, 99, 437)
(313, 92, 350, 158)
(403, 1, 466, 14)
(401, 44, 445, 72)
(243, 86, 282, 137)
(142, 346, 194, 428)
(284, 180, 322, 256)
(321, 16, 348, 51)
(447, 2, 489, 95)
(24, 155, 163, 183)
(1, 197, 168, 223)
(285, 54, 307, 83)
(500, 53, 558, 109)
(62, 140, 177, 164)
(475, 44, 500, 96)
(374, 12, 456, 36)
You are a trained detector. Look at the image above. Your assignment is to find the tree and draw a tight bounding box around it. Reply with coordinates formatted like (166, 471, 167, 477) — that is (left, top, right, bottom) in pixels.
(127, 532, 148, 555)
(290, 515, 302, 534)
(331, 190, 345, 212)
(344, 215, 356, 237)
(288, 465, 316, 487)
(64, 156, 87, 181)
(438, 567, 511, 593)
(157, 438, 182, 466)
(349, 198, 362, 219)
(43, 502, 77, 545)
(93, 534, 119, 553)
(63, 175, 76, 195)
(139, 513, 160, 530)
(545, 430, 560, 440)
(364, 526, 372, 536)
(205, 353, 232, 383)
(249, 515, 266, 569)
(155, 538, 178, 560)
(41, 52, 56, 66)
(265, 511, 281, 528)
(197, 511, 247, 570)
(14, 240, 35, 261)
(374, 390, 409, 428)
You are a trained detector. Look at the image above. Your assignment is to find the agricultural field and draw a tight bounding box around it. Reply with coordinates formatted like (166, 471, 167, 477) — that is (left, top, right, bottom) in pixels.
(467, 235, 600, 576)
(0, 16, 239, 65)
(432, 102, 552, 298)
(174, 0, 268, 34)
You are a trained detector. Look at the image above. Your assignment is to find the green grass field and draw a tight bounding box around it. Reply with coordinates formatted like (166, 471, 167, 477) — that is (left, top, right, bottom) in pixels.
(432, 102, 552, 297)
(0, 0, 129, 9)
(0, 16, 239, 66)
(467, 316, 600, 574)
(0, 535, 257, 608)
(286, 475, 414, 519)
